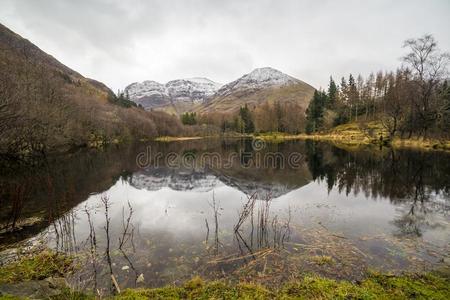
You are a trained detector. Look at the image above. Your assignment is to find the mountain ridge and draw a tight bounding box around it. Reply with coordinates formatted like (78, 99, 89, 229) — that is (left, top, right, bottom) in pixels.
(124, 77, 222, 113)
(125, 67, 315, 114)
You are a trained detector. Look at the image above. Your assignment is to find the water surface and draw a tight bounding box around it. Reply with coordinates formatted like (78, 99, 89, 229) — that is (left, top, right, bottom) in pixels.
(1, 139, 449, 292)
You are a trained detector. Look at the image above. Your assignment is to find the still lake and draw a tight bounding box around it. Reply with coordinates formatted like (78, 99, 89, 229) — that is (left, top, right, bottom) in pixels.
(1, 139, 449, 292)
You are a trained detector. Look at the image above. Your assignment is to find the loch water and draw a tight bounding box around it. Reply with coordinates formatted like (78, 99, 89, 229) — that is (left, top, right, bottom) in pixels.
(1, 139, 449, 292)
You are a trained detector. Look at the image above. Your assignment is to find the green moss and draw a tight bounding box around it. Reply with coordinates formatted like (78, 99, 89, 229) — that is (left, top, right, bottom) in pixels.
(115, 278, 272, 300)
(0, 251, 74, 284)
(279, 273, 450, 300)
(113, 273, 449, 300)
(47, 288, 94, 300)
(0, 251, 448, 299)
(0, 296, 25, 300)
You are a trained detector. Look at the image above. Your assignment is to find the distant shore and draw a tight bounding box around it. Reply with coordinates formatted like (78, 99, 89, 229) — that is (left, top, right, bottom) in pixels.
(153, 132, 450, 152)
(257, 133, 450, 151)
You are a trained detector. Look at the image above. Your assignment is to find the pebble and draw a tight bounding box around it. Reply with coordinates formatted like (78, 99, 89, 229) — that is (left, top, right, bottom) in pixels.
(136, 274, 145, 284)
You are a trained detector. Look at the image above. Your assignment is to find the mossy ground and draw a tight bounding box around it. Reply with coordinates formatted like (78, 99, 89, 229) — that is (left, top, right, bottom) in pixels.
(1, 251, 449, 299)
(45, 273, 449, 300)
(0, 251, 74, 284)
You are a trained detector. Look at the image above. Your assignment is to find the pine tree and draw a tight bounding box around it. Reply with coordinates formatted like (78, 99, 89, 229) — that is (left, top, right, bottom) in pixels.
(239, 104, 255, 133)
(327, 76, 338, 108)
(181, 112, 197, 125)
(305, 90, 328, 134)
(348, 74, 358, 121)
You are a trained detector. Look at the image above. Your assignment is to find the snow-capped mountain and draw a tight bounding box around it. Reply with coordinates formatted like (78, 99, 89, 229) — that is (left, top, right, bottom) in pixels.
(215, 67, 300, 97)
(129, 167, 303, 198)
(198, 67, 315, 113)
(124, 67, 314, 114)
(131, 168, 222, 192)
(125, 77, 222, 111)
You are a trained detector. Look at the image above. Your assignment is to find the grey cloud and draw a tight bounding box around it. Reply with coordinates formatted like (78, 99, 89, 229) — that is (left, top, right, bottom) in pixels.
(0, 0, 449, 91)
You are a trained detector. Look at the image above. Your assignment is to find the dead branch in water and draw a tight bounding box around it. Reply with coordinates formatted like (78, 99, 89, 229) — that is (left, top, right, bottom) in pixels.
(207, 191, 221, 255)
(101, 195, 117, 294)
(234, 192, 257, 232)
(119, 200, 134, 250)
(84, 204, 98, 291)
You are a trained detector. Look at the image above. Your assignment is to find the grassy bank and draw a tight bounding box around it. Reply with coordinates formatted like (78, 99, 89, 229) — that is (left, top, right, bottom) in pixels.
(154, 133, 252, 142)
(154, 121, 450, 151)
(109, 273, 450, 300)
(0, 251, 449, 299)
(255, 122, 450, 151)
(154, 136, 205, 142)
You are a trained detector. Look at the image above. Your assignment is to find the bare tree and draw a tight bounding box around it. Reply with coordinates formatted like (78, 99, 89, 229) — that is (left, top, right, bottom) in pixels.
(402, 34, 450, 137)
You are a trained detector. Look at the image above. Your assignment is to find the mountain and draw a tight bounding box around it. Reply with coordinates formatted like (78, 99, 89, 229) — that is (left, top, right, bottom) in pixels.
(125, 77, 222, 114)
(130, 166, 310, 198)
(197, 67, 315, 113)
(0, 23, 182, 155)
(124, 67, 315, 115)
(215, 67, 300, 97)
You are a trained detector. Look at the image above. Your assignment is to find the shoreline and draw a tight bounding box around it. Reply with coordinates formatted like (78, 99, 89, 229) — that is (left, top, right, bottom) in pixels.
(152, 133, 450, 152)
(0, 250, 448, 299)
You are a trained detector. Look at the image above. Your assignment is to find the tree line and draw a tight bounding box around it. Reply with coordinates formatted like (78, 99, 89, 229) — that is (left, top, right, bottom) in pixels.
(183, 102, 306, 135)
(305, 35, 450, 139)
(183, 35, 449, 139)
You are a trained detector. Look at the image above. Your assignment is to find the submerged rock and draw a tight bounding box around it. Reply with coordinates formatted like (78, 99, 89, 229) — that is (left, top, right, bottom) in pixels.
(0, 277, 67, 299)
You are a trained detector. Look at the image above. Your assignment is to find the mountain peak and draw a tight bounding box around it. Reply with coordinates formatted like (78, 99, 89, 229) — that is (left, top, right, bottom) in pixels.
(245, 67, 299, 83)
(216, 67, 300, 97)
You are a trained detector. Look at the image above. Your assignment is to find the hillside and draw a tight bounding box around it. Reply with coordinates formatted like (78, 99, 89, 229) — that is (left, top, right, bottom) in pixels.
(197, 67, 315, 113)
(0, 23, 182, 155)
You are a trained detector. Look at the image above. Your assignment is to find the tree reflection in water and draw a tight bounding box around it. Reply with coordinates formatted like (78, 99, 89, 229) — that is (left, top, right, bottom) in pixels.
(0, 140, 449, 291)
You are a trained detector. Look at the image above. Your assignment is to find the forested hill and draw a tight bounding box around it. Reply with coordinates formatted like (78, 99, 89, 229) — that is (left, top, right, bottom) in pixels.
(0, 23, 183, 156)
(305, 34, 450, 141)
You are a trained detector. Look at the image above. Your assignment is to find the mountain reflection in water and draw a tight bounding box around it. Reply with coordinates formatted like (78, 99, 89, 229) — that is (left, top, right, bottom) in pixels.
(0, 139, 449, 292)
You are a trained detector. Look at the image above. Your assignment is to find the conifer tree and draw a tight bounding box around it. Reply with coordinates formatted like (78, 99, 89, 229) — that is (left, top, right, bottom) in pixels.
(327, 76, 338, 108)
(305, 90, 328, 134)
(239, 104, 255, 133)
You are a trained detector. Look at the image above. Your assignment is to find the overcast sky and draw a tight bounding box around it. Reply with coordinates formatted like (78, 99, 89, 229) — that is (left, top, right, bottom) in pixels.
(1, 0, 449, 91)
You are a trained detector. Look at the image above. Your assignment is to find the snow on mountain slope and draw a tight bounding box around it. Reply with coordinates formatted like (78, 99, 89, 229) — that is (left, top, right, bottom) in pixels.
(125, 68, 314, 114)
(216, 67, 300, 97)
(130, 167, 298, 197)
(197, 67, 315, 113)
(126, 80, 166, 98)
(125, 77, 222, 111)
(166, 78, 222, 103)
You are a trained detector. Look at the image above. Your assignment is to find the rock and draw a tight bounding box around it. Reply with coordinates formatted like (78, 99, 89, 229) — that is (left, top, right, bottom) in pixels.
(121, 265, 129, 270)
(136, 273, 145, 284)
(0, 277, 67, 299)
